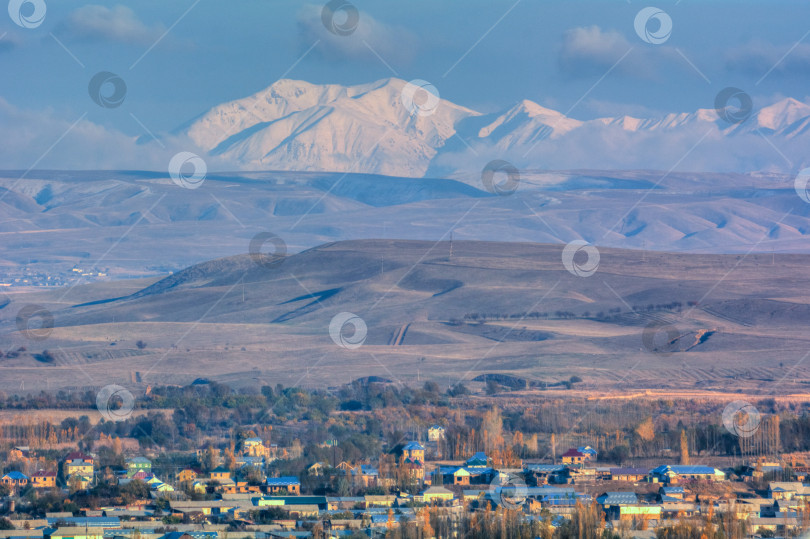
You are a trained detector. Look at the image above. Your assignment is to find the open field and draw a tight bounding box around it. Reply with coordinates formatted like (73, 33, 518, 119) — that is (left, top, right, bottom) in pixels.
(3, 239, 810, 395)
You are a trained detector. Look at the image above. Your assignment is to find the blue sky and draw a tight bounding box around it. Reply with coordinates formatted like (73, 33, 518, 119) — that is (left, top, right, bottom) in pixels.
(1, 0, 809, 169)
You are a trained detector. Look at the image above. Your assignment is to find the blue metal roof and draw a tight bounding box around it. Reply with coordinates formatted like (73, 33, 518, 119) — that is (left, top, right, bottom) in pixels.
(159, 533, 218, 539)
(403, 441, 425, 451)
(524, 464, 565, 473)
(266, 476, 300, 486)
(466, 452, 488, 465)
(3, 471, 28, 480)
(47, 517, 121, 527)
(597, 492, 638, 505)
(527, 487, 576, 497)
(360, 465, 378, 475)
(652, 465, 716, 475)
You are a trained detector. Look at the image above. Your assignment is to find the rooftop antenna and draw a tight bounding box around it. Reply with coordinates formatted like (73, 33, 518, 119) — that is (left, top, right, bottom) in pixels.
(449, 231, 454, 258)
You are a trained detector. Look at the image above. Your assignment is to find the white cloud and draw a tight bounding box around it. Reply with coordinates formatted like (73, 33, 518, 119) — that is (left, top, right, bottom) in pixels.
(0, 98, 233, 172)
(297, 4, 417, 66)
(578, 98, 668, 120)
(433, 119, 806, 176)
(557, 25, 676, 80)
(57, 5, 165, 45)
(726, 40, 810, 78)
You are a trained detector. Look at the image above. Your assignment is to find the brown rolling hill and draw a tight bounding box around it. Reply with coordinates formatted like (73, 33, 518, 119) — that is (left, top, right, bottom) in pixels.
(2, 239, 810, 395)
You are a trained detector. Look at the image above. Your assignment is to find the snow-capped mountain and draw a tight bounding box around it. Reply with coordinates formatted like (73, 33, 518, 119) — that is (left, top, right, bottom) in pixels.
(186, 78, 477, 178)
(476, 100, 583, 147)
(182, 78, 810, 177)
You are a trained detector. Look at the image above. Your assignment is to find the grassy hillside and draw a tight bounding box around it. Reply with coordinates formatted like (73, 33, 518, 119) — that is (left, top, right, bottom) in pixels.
(1, 239, 809, 394)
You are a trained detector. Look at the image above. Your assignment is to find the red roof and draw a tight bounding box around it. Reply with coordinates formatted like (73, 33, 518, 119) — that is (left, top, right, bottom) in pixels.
(561, 449, 586, 457)
(65, 452, 92, 461)
(32, 470, 56, 477)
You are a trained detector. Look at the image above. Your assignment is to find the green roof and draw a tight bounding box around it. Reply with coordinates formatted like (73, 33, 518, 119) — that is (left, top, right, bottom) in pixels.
(253, 495, 327, 507)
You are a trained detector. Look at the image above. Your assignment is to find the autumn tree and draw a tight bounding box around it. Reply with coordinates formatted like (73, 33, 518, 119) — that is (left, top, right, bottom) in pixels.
(680, 429, 690, 465)
(636, 417, 655, 442)
(481, 407, 504, 452)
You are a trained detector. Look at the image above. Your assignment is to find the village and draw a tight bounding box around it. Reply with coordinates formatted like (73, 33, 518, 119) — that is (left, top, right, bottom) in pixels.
(0, 426, 808, 539)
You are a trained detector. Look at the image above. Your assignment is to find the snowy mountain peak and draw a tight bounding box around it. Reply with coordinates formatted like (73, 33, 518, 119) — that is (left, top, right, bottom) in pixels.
(477, 100, 582, 141)
(180, 79, 810, 177)
(514, 99, 567, 118)
(753, 97, 810, 131)
(186, 78, 479, 177)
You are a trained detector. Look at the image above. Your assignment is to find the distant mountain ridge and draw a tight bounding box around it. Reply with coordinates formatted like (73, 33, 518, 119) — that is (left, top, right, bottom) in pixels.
(181, 78, 810, 177)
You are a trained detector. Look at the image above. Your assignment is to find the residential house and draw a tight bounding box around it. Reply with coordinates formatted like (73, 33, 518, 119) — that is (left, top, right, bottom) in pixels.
(400, 459, 425, 482)
(524, 464, 567, 485)
(364, 495, 397, 508)
(210, 466, 232, 482)
(1, 471, 28, 490)
(749, 516, 800, 536)
(176, 468, 198, 483)
(235, 455, 265, 472)
(428, 426, 446, 441)
(741, 462, 783, 481)
(129, 469, 152, 481)
(240, 437, 271, 458)
(531, 487, 588, 517)
(401, 442, 426, 481)
(66, 473, 92, 490)
(220, 481, 261, 495)
(577, 446, 598, 461)
(402, 442, 425, 463)
(465, 452, 488, 467)
(335, 461, 357, 475)
(126, 457, 151, 478)
(354, 465, 378, 488)
(768, 481, 810, 500)
(610, 467, 649, 482)
(660, 499, 698, 518)
(265, 476, 301, 495)
(307, 462, 330, 476)
(190, 480, 207, 493)
(8, 446, 31, 461)
(63, 452, 94, 477)
(598, 491, 639, 507)
(421, 486, 454, 503)
(658, 486, 686, 501)
(433, 466, 471, 486)
(30, 470, 56, 489)
(650, 465, 725, 484)
(597, 492, 644, 520)
(150, 481, 175, 493)
(561, 449, 587, 466)
(464, 461, 498, 485)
